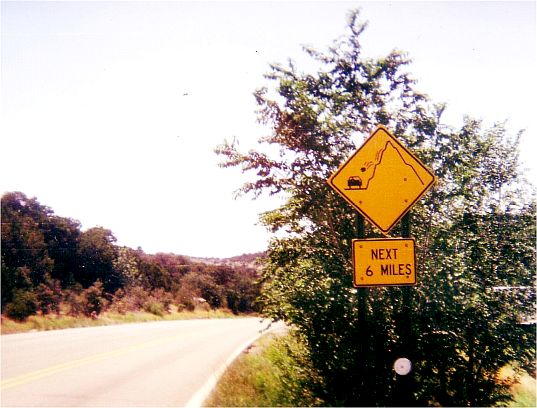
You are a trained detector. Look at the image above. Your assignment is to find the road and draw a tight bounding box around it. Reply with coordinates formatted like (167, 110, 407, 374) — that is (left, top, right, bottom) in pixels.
(1, 318, 273, 407)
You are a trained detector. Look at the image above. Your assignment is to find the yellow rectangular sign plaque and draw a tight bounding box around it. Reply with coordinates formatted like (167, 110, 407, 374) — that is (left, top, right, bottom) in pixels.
(352, 238, 416, 287)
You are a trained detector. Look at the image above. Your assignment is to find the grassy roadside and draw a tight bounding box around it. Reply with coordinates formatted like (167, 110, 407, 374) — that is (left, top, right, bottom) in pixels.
(206, 332, 536, 407)
(0, 309, 240, 334)
(499, 365, 537, 407)
(510, 374, 536, 407)
(204, 331, 324, 407)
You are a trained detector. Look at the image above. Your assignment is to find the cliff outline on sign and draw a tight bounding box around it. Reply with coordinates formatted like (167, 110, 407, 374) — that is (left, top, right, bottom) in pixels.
(345, 141, 425, 191)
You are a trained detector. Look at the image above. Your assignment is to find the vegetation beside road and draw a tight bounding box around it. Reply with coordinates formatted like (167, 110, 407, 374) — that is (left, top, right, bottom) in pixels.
(0, 308, 239, 334)
(205, 331, 325, 407)
(217, 8, 535, 407)
(499, 365, 537, 407)
(207, 331, 536, 407)
(1, 191, 264, 328)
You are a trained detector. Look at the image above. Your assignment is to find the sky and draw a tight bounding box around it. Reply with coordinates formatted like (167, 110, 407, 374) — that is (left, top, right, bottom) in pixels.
(1, 0, 536, 257)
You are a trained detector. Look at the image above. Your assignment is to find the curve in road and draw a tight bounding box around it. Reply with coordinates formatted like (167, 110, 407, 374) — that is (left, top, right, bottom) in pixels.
(1, 318, 273, 407)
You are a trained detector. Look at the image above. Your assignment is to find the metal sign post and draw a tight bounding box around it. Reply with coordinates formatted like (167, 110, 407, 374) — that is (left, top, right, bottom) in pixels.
(355, 213, 373, 406)
(327, 125, 435, 406)
(392, 212, 416, 406)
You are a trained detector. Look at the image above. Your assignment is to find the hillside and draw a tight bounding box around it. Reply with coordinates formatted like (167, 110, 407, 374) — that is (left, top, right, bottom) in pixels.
(1, 191, 263, 321)
(187, 252, 266, 270)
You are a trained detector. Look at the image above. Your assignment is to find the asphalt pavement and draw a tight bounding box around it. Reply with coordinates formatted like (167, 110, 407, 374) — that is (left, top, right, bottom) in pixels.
(1, 317, 274, 407)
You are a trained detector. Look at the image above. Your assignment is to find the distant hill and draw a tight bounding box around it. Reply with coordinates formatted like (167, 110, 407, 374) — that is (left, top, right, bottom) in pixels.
(187, 252, 266, 270)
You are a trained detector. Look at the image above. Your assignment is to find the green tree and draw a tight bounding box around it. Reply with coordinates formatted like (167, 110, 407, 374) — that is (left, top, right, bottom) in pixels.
(113, 246, 143, 288)
(4, 289, 38, 321)
(209, 265, 261, 314)
(1, 192, 83, 307)
(1, 192, 54, 307)
(76, 227, 120, 292)
(151, 253, 191, 280)
(138, 257, 172, 291)
(43, 215, 81, 287)
(179, 272, 225, 309)
(216, 10, 535, 407)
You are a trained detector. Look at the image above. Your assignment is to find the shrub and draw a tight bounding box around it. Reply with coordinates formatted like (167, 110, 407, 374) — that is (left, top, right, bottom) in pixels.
(81, 281, 107, 316)
(109, 288, 130, 314)
(65, 281, 107, 317)
(195, 300, 211, 312)
(151, 288, 173, 311)
(65, 293, 84, 316)
(35, 280, 62, 315)
(5, 290, 38, 321)
(175, 286, 196, 311)
(128, 286, 150, 309)
(143, 300, 165, 317)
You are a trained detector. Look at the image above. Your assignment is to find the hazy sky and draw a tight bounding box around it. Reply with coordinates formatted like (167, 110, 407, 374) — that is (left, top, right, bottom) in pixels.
(2, 1, 535, 257)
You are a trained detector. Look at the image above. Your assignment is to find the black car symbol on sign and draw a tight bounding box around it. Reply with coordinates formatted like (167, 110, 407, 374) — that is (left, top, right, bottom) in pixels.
(347, 176, 363, 190)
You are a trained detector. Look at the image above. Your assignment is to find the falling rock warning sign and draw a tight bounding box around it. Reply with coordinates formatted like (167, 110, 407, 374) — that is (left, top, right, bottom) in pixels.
(327, 125, 435, 234)
(352, 238, 416, 287)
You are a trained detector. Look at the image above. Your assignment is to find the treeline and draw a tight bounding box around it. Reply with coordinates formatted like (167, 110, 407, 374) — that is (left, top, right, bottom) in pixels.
(1, 191, 263, 321)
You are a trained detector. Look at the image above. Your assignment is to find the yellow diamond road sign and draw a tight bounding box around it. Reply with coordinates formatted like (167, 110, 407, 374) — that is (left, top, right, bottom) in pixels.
(353, 238, 416, 287)
(328, 125, 435, 234)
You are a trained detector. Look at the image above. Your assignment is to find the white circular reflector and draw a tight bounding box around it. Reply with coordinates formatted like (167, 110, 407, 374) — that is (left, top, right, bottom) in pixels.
(393, 357, 412, 375)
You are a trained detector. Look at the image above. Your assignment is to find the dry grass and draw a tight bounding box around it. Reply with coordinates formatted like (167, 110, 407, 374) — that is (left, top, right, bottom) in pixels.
(204, 334, 286, 407)
(206, 342, 535, 408)
(205, 332, 324, 407)
(0, 309, 238, 334)
(498, 365, 537, 407)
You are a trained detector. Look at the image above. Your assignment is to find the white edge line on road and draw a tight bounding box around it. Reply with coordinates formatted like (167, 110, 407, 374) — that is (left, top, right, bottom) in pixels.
(184, 319, 275, 408)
